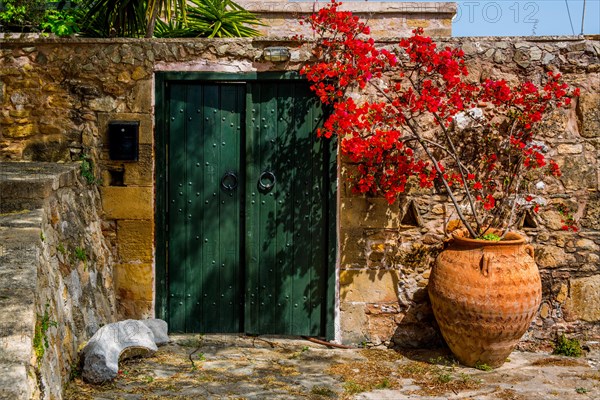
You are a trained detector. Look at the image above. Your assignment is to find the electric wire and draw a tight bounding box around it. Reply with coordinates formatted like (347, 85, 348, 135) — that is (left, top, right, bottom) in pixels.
(580, 0, 587, 35)
(565, 0, 576, 35)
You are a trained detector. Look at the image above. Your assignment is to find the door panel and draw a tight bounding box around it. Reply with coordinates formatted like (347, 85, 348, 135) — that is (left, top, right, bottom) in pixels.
(166, 79, 330, 337)
(168, 83, 244, 333)
(245, 82, 327, 336)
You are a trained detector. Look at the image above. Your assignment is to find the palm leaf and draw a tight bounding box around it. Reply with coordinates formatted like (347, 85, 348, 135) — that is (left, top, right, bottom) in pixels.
(154, 0, 264, 38)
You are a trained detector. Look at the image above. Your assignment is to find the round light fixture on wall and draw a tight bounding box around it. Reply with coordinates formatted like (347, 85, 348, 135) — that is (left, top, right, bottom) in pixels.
(263, 47, 291, 62)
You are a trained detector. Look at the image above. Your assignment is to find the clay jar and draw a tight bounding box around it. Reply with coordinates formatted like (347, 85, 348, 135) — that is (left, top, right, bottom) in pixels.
(428, 230, 542, 368)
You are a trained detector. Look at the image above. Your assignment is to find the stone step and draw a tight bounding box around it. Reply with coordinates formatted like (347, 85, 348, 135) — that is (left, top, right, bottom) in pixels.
(0, 162, 78, 213)
(0, 219, 40, 400)
(0, 362, 35, 400)
(0, 162, 80, 400)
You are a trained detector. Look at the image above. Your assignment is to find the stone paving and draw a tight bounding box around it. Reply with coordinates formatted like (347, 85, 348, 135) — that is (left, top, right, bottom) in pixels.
(64, 334, 600, 400)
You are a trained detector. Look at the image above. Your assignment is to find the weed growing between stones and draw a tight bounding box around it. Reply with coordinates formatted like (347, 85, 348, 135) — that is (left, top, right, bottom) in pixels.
(553, 334, 583, 357)
(74, 246, 87, 262)
(474, 361, 494, 371)
(80, 153, 100, 185)
(310, 385, 337, 397)
(33, 303, 58, 362)
(57, 243, 67, 255)
(290, 345, 310, 359)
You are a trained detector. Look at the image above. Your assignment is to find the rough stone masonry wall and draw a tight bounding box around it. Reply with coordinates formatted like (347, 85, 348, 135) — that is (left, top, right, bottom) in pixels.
(0, 34, 598, 348)
(339, 36, 600, 348)
(0, 163, 115, 399)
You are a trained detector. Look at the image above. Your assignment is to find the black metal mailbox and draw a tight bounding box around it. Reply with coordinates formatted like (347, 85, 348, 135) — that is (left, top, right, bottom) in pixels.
(109, 121, 139, 161)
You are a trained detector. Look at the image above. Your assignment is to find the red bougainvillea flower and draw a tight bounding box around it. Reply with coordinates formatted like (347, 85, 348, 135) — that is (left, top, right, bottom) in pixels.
(300, 0, 580, 238)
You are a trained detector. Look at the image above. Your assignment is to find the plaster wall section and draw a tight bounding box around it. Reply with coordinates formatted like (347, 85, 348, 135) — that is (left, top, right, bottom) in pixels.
(0, 34, 598, 349)
(237, 1, 456, 38)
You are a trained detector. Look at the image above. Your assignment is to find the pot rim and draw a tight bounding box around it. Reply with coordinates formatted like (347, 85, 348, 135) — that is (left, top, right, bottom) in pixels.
(451, 229, 526, 246)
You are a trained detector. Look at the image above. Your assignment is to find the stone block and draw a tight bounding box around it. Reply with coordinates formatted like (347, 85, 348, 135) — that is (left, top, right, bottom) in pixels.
(3, 123, 37, 138)
(117, 220, 153, 263)
(535, 245, 577, 269)
(340, 228, 366, 269)
(407, 19, 430, 28)
(557, 155, 598, 191)
(114, 263, 153, 302)
(127, 79, 152, 113)
(341, 197, 402, 229)
(123, 144, 153, 186)
(100, 187, 153, 220)
(581, 192, 600, 230)
(576, 93, 600, 138)
(340, 269, 399, 303)
(118, 299, 153, 320)
(557, 144, 583, 154)
(339, 302, 368, 345)
(366, 313, 398, 345)
(89, 96, 117, 112)
(565, 275, 600, 322)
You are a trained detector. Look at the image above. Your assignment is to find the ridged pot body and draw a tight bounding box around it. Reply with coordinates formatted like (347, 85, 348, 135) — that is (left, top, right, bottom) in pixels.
(428, 231, 542, 368)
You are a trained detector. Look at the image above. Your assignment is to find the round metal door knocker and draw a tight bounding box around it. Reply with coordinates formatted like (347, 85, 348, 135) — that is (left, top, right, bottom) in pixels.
(220, 171, 238, 191)
(258, 171, 276, 191)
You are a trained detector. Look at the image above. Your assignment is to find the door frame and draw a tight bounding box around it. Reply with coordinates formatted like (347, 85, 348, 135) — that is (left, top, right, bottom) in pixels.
(154, 71, 337, 339)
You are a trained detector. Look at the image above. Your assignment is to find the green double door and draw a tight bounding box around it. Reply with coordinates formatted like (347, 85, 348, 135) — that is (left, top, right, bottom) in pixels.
(162, 77, 335, 337)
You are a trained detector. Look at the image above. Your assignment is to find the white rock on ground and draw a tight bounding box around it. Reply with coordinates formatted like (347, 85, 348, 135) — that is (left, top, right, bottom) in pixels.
(82, 319, 168, 384)
(141, 319, 170, 346)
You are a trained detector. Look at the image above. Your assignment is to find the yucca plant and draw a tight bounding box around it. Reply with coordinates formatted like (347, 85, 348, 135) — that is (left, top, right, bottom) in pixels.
(155, 0, 263, 38)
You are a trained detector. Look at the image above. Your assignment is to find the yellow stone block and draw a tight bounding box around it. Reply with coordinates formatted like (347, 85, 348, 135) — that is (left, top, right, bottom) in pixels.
(340, 197, 402, 229)
(407, 19, 431, 28)
(131, 66, 148, 81)
(118, 71, 131, 83)
(101, 186, 153, 220)
(340, 269, 400, 303)
(4, 123, 37, 138)
(118, 300, 153, 320)
(114, 263, 153, 302)
(564, 275, 600, 322)
(117, 220, 154, 263)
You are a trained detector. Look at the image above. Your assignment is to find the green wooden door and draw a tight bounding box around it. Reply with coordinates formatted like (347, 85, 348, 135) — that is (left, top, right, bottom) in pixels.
(164, 78, 334, 337)
(167, 83, 244, 333)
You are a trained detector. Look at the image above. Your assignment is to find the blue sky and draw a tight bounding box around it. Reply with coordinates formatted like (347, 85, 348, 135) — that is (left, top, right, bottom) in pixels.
(450, 0, 600, 36)
(294, 1, 600, 36)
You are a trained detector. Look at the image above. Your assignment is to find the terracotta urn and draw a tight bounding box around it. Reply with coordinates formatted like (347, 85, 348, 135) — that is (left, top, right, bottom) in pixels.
(428, 230, 542, 368)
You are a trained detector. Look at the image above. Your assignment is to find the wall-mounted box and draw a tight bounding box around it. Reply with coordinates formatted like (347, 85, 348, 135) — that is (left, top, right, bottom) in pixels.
(109, 121, 139, 161)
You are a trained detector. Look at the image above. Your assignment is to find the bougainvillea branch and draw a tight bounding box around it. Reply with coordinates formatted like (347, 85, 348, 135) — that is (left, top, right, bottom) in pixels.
(300, 0, 580, 238)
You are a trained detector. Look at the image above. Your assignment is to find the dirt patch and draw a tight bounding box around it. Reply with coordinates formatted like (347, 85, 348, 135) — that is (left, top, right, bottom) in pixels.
(398, 360, 482, 397)
(493, 388, 529, 400)
(530, 357, 588, 367)
(360, 348, 404, 362)
(327, 360, 400, 396)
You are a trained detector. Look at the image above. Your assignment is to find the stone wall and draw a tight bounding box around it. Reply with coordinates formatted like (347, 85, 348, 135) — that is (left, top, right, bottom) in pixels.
(0, 163, 115, 399)
(339, 36, 600, 348)
(0, 33, 598, 350)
